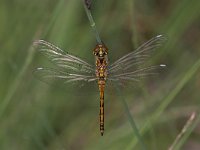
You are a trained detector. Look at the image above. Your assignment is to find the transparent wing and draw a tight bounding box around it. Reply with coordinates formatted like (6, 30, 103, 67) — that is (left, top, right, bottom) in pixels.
(33, 40, 97, 85)
(107, 64, 166, 82)
(33, 40, 95, 74)
(108, 35, 166, 82)
(34, 67, 97, 85)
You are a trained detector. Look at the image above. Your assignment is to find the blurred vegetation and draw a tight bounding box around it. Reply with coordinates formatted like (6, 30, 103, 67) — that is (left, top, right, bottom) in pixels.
(0, 0, 200, 150)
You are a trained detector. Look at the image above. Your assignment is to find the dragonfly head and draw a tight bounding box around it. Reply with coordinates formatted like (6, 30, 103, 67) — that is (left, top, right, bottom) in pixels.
(93, 44, 108, 57)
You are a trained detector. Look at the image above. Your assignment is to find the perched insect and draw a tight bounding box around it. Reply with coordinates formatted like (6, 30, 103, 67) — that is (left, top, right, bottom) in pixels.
(34, 35, 166, 136)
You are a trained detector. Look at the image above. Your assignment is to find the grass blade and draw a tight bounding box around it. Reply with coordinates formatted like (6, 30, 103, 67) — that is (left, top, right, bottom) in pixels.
(0, 0, 65, 119)
(82, 0, 102, 44)
(114, 83, 147, 150)
(127, 58, 200, 149)
(168, 112, 200, 150)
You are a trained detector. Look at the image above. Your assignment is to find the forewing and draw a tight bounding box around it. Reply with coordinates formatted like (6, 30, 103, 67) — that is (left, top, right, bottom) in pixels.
(33, 40, 97, 85)
(33, 40, 95, 74)
(108, 35, 166, 82)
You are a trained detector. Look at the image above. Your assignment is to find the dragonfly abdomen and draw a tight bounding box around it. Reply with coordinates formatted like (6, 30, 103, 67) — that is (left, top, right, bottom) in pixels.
(98, 80, 105, 136)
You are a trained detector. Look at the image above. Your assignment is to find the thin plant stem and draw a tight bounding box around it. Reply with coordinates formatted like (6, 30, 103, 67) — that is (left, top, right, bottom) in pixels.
(82, 0, 102, 44)
(129, 0, 151, 103)
(43, 0, 66, 38)
(127, 58, 200, 149)
(168, 112, 197, 150)
(83, 1, 145, 147)
(129, 0, 138, 49)
(0, 46, 35, 118)
(172, 112, 200, 150)
(0, 0, 65, 119)
(114, 83, 147, 150)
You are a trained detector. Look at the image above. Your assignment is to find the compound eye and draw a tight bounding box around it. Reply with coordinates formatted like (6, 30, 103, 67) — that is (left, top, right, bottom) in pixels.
(103, 48, 108, 54)
(93, 52, 98, 56)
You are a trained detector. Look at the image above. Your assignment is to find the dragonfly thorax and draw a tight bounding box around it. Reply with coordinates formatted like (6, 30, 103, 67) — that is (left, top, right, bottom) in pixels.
(96, 64, 108, 79)
(94, 44, 108, 81)
(99, 67, 105, 77)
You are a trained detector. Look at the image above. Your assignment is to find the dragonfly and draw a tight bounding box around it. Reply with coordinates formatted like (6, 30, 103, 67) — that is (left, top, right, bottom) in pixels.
(33, 35, 166, 136)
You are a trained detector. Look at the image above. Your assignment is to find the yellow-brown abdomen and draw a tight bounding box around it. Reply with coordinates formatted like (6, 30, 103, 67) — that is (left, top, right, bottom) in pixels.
(98, 80, 105, 136)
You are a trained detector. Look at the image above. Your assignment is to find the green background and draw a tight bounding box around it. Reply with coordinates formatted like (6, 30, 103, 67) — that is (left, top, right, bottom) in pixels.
(0, 0, 200, 149)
